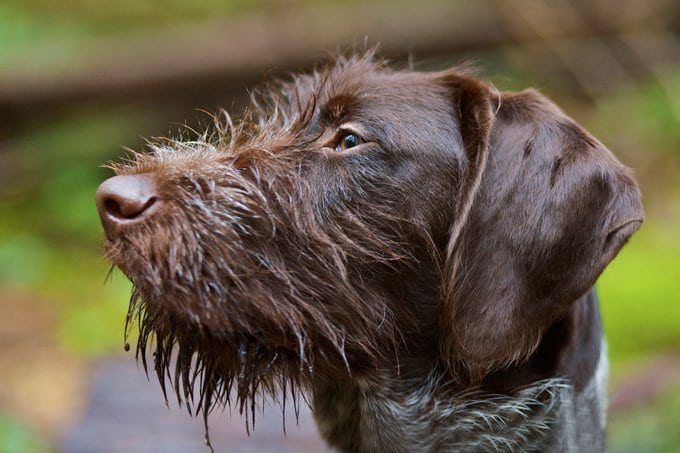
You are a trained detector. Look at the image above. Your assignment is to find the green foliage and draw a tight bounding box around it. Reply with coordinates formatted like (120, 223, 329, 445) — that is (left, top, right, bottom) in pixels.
(0, 235, 50, 286)
(591, 70, 680, 158)
(2, 107, 149, 243)
(0, 234, 132, 356)
(0, 106, 144, 356)
(56, 264, 133, 357)
(598, 223, 680, 371)
(0, 412, 48, 453)
(0, 1, 248, 75)
(608, 385, 680, 453)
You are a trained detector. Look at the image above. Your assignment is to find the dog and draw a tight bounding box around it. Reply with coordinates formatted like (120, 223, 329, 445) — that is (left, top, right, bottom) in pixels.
(96, 53, 643, 452)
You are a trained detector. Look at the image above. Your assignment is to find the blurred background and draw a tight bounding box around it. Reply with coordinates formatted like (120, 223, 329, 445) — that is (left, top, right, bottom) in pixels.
(0, 0, 678, 451)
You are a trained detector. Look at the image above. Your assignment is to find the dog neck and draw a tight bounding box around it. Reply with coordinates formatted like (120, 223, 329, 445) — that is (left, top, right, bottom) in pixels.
(310, 290, 608, 452)
(313, 368, 564, 452)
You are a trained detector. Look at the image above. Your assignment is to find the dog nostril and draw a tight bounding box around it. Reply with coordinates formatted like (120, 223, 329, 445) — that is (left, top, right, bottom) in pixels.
(96, 174, 160, 235)
(103, 194, 157, 220)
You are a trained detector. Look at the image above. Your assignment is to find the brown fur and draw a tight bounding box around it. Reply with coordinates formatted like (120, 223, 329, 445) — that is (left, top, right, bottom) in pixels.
(98, 52, 643, 451)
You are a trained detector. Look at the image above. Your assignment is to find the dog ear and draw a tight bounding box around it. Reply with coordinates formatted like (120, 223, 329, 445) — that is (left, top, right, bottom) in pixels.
(438, 72, 643, 384)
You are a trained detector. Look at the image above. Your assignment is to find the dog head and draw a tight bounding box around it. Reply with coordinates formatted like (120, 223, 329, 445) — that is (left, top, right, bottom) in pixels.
(96, 53, 642, 425)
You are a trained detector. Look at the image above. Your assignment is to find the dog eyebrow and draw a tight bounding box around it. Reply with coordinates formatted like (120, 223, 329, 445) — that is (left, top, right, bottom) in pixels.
(322, 93, 358, 124)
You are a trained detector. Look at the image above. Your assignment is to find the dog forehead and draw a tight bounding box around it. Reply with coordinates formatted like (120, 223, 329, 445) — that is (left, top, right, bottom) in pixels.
(324, 66, 447, 113)
(316, 66, 458, 153)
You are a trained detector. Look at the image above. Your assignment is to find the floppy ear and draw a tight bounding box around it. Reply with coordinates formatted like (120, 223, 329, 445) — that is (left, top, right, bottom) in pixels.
(439, 73, 644, 384)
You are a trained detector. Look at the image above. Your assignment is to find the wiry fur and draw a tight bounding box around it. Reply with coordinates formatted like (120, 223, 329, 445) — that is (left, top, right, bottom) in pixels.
(314, 370, 568, 452)
(106, 54, 436, 442)
(313, 343, 610, 452)
(99, 53, 643, 451)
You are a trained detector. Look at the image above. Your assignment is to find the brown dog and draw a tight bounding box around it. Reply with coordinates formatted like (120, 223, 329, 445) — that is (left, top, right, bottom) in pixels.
(96, 53, 643, 452)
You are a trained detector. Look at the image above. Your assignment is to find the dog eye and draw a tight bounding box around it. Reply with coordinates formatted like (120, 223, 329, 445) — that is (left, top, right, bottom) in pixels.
(336, 133, 362, 151)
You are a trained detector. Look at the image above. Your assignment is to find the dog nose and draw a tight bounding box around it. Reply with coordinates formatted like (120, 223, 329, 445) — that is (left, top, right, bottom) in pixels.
(96, 174, 160, 237)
